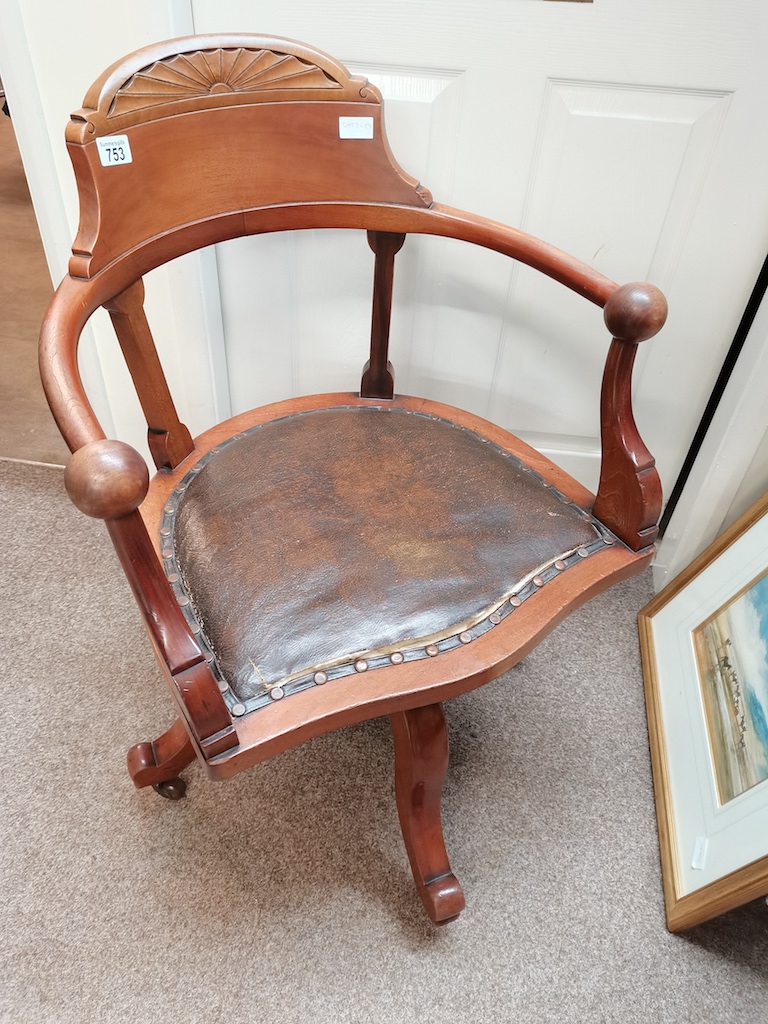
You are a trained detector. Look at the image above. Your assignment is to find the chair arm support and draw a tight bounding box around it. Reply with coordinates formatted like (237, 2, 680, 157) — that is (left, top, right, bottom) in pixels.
(64, 440, 236, 751)
(63, 439, 202, 673)
(593, 283, 667, 551)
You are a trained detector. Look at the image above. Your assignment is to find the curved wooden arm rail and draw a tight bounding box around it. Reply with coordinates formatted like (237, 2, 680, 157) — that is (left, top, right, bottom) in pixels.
(40, 33, 667, 924)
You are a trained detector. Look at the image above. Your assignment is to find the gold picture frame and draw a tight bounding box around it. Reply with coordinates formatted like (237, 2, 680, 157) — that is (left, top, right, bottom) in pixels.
(639, 491, 768, 931)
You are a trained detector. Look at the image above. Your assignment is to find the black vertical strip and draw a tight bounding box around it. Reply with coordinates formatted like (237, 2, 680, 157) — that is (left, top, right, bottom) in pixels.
(659, 253, 768, 537)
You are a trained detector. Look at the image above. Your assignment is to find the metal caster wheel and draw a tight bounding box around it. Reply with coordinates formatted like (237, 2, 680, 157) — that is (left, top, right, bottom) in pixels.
(152, 777, 187, 800)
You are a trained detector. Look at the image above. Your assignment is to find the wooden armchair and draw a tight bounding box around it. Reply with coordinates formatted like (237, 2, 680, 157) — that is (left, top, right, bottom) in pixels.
(40, 34, 666, 924)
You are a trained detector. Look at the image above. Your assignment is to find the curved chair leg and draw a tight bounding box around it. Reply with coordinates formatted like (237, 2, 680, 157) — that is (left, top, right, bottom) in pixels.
(390, 703, 466, 924)
(127, 717, 195, 796)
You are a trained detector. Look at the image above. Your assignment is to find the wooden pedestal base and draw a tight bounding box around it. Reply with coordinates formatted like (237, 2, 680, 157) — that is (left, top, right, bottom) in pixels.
(127, 702, 465, 921)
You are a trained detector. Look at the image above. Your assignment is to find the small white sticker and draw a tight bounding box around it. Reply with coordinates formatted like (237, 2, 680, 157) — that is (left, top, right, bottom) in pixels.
(691, 836, 708, 871)
(96, 135, 133, 167)
(339, 116, 374, 140)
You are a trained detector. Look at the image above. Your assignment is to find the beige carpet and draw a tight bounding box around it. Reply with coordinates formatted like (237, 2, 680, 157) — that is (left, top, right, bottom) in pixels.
(3, 459, 768, 1023)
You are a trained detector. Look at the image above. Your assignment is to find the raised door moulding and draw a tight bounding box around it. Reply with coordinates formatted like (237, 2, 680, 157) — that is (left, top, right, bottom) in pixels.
(488, 79, 731, 489)
(341, 61, 464, 193)
(344, 62, 462, 104)
(523, 79, 732, 288)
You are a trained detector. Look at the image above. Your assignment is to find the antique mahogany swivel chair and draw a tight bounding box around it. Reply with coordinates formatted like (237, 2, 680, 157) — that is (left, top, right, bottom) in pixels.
(40, 34, 667, 924)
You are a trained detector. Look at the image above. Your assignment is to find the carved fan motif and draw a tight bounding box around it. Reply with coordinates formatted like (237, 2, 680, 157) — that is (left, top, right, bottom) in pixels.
(109, 47, 342, 117)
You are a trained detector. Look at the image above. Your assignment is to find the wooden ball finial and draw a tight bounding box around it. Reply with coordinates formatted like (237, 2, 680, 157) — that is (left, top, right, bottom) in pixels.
(604, 282, 668, 342)
(65, 440, 149, 520)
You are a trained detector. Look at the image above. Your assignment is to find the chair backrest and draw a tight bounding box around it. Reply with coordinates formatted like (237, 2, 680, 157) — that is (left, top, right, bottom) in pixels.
(41, 32, 666, 552)
(66, 34, 431, 280)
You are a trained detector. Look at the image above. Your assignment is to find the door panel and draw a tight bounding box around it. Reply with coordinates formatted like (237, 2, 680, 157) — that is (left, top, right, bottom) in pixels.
(489, 82, 733, 483)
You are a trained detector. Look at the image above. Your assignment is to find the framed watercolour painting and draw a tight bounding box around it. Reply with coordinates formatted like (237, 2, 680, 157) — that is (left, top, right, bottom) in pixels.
(639, 491, 768, 931)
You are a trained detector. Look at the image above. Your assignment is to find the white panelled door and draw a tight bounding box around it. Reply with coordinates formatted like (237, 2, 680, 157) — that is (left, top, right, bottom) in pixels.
(186, 0, 768, 497)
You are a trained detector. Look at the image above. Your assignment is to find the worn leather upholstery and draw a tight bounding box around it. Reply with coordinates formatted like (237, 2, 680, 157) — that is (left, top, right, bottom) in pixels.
(169, 406, 603, 702)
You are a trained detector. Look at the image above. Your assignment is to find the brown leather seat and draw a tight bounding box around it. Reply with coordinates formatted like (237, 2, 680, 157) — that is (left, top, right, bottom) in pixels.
(170, 403, 606, 707)
(40, 33, 666, 924)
